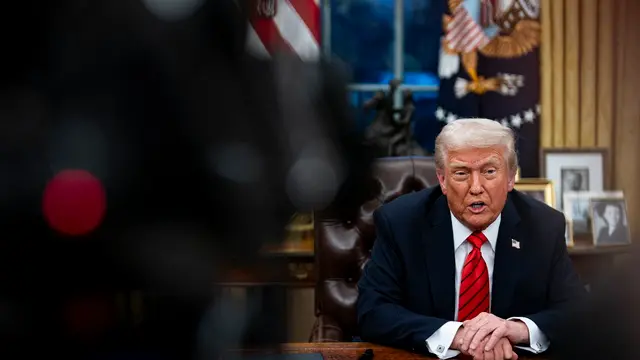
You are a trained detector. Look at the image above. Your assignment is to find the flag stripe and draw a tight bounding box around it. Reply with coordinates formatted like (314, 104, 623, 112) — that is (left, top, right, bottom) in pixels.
(453, 23, 480, 50)
(287, 0, 321, 43)
(246, 24, 272, 59)
(460, 29, 484, 53)
(247, 0, 320, 61)
(465, 31, 488, 52)
(446, 12, 472, 40)
(448, 6, 465, 29)
(447, 17, 474, 45)
(250, 16, 296, 55)
(273, 0, 320, 60)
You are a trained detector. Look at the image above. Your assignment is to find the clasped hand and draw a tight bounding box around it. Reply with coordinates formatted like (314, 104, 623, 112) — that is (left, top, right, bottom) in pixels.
(453, 312, 524, 360)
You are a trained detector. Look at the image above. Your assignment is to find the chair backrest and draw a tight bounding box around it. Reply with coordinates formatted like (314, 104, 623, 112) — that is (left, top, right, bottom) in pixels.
(311, 156, 438, 341)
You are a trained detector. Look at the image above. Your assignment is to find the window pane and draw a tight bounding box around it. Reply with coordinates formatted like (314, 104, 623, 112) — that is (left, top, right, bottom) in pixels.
(331, 0, 394, 83)
(377, 72, 439, 88)
(349, 90, 440, 153)
(404, 0, 445, 83)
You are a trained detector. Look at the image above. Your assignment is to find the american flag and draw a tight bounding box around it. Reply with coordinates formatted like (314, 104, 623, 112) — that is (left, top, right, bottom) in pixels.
(246, 0, 321, 61)
(445, 0, 501, 54)
(445, 4, 490, 54)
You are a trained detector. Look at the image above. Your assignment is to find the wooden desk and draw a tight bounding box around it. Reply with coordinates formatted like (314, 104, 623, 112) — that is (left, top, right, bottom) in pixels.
(239, 342, 546, 360)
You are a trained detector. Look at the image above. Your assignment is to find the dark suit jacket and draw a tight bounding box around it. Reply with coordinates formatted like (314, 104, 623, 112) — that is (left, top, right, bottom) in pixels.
(357, 186, 585, 352)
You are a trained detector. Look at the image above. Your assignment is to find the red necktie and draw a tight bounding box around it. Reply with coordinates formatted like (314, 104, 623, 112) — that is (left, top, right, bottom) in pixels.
(458, 231, 490, 321)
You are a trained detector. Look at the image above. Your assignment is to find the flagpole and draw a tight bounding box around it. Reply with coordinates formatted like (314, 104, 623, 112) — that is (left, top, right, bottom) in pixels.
(321, 0, 331, 59)
(393, 0, 404, 117)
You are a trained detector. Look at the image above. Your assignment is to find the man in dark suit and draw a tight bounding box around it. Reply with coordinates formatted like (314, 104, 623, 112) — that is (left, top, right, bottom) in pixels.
(357, 118, 585, 360)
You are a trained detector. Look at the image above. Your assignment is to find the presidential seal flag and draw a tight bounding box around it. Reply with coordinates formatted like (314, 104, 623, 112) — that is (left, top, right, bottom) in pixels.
(245, 0, 321, 61)
(435, 0, 541, 176)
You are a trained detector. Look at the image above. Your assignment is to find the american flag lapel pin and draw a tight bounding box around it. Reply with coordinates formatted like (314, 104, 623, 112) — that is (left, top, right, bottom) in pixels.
(511, 239, 520, 249)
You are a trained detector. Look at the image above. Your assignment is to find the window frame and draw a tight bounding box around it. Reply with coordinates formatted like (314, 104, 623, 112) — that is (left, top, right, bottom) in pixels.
(321, 0, 440, 98)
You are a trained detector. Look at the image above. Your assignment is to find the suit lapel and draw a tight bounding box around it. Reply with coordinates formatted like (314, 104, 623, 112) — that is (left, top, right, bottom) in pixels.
(490, 195, 523, 318)
(423, 194, 456, 320)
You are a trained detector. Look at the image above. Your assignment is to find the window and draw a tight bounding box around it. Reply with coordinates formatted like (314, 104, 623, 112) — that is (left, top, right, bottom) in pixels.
(323, 0, 445, 152)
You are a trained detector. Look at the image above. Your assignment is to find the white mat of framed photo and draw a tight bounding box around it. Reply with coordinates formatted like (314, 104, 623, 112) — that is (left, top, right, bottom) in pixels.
(542, 150, 607, 210)
(565, 218, 574, 247)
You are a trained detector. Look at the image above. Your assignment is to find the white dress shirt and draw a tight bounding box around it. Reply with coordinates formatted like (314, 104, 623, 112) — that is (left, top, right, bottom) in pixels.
(425, 213, 550, 359)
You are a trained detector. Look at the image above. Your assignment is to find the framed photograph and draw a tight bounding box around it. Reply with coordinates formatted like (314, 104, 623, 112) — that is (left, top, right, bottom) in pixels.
(515, 178, 555, 208)
(540, 148, 608, 210)
(589, 197, 631, 246)
(560, 167, 589, 195)
(563, 191, 624, 236)
(565, 218, 574, 247)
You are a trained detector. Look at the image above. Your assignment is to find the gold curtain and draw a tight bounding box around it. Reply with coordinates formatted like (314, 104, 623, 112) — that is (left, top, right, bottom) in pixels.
(541, 0, 640, 239)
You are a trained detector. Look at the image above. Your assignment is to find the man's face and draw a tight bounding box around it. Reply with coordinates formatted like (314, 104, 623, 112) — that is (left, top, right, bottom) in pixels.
(603, 205, 621, 228)
(571, 173, 582, 190)
(437, 146, 514, 231)
(564, 172, 581, 191)
(563, 172, 576, 189)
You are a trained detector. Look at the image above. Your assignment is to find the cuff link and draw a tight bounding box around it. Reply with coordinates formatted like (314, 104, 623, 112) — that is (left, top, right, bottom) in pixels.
(436, 345, 445, 353)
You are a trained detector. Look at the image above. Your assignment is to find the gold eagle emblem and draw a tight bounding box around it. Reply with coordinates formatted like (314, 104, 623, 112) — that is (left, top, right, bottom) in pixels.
(443, 0, 541, 95)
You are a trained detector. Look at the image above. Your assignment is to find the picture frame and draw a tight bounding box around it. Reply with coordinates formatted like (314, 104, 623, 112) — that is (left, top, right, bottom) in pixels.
(563, 191, 624, 236)
(589, 197, 632, 247)
(540, 148, 609, 211)
(565, 217, 574, 247)
(514, 178, 555, 208)
(263, 212, 315, 255)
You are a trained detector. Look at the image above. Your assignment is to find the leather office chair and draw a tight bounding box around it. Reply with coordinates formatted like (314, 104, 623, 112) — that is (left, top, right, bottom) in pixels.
(309, 156, 439, 342)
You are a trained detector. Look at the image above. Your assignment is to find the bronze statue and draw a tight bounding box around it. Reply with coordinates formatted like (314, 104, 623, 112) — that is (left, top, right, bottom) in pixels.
(363, 79, 427, 157)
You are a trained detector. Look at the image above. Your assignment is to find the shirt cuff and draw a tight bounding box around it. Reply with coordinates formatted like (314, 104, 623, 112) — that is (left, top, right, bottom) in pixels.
(425, 321, 463, 359)
(507, 317, 550, 353)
